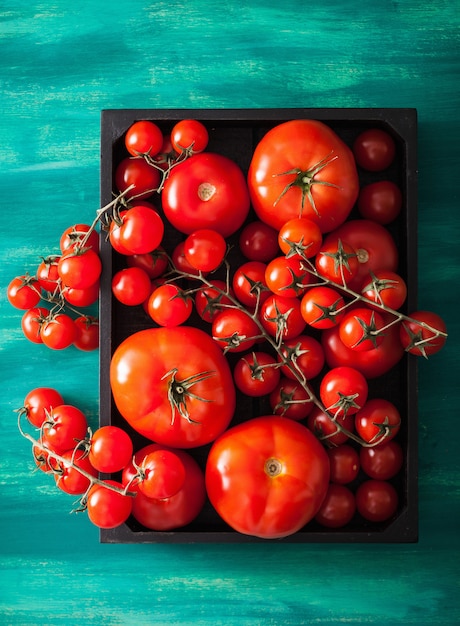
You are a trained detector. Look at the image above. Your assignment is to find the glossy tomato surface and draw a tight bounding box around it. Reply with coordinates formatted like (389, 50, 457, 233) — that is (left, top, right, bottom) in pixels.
(205, 416, 330, 539)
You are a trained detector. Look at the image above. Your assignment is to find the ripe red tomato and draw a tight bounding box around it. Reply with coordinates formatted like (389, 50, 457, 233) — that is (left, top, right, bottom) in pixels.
(357, 180, 402, 224)
(115, 157, 161, 200)
(86, 480, 133, 529)
(170, 119, 209, 154)
(21, 306, 49, 344)
(232, 261, 270, 309)
(73, 315, 99, 351)
(355, 479, 398, 522)
(315, 238, 359, 286)
(59, 223, 99, 253)
(183, 229, 227, 273)
(269, 377, 314, 421)
(238, 220, 280, 262)
(353, 128, 396, 171)
(360, 269, 407, 311)
(41, 404, 88, 454)
(162, 153, 250, 237)
(146, 283, 193, 327)
(137, 449, 186, 500)
(399, 310, 447, 357)
(233, 351, 281, 397)
(125, 120, 164, 157)
(259, 294, 306, 341)
(300, 286, 346, 329)
(278, 217, 323, 259)
(360, 440, 403, 480)
(62, 282, 99, 307)
(55, 448, 98, 495)
(354, 398, 401, 445)
(265, 255, 311, 298)
(327, 444, 360, 484)
(306, 405, 355, 446)
(126, 248, 169, 279)
(36, 256, 61, 293)
(7, 275, 41, 310)
(88, 425, 134, 473)
(319, 366, 368, 418)
(112, 267, 152, 306)
(122, 443, 206, 531)
(277, 334, 325, 381)
(58, 247, 102, 290)
(206, 416, 330, 539)
(194, 280, 234, 323)
(21, 387, 65, 428)
(109, 205, 164, 255)
(212, 308, 260, 353)
(338, 306, 386, 352)
(315, 483, 356, 528)
(110, 326, 236, 448)
(248, 119, 359, 233)
(40, 313, 77, 350)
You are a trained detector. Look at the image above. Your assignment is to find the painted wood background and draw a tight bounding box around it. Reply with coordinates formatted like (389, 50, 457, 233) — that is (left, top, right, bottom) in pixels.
(1, 1, 459, 624)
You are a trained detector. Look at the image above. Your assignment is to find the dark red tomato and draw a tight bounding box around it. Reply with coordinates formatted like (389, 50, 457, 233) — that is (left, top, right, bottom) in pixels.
(307, 405, 355, 446)
(122, 443, 206, 531)
(360, 270, 407, 311)
(21, 306, 49, 344)
(212, 309, 261, 353)
(110, 326, 236, 448)
(319, 366, 368, 418)
(323, 220, 399, 292)
(338, 306, 386, 352)
(360, 440, 403, 480)
(278, 217, 323, 259)
(354, 398, 401, 445)
(73, 315, 99, 351)
(55, 448, 98, 496)
(41, 404, 88, 454)
(233, 351, 281, 397)
(137, 449, 186, 500)
(315, 483, 356, 528)
(399, 310, 447, 357)
(147, 283, 193, 327)
(259, 294, 306, 341)
(277, 334, 325, 381)
(62, 282, 99, 307)
(112, 267, 152, 306)
(353, 128, 396, 172)
(232, 261, 270, 309)
(248, 119, 359, 233)
(21, 387, 65, 428)
(170, 119, 209, 154)
(58, 247, 102, 290)
(195, 280, 234, 323)
(321, 313, 405, 378)
(355, 479, 398, 522)
(183, 229, 227, 273)
(126, 247, 169, 279)
(327, 444, 360, 484)
(40, 313, 76, 350)
(162, 153, 250, 237)
(315, 238, 359, 286)
(205, 415, 330, 539)
(115, 157, 161, 200)
(238, 220, 280, 262)
(269, 377, 314, 421)
(358, 180, 402, 224)
(125, 120, 164, 157)
(7, 275, 41, 310)
(33, 445, 53, 473)
(60, 224, 99, 253)
(36, 256, 61, 293)
(265, 255, 311, 298)
(89, 425, 133, 473)
(109, 205, 164, 255)
(300, 286, 346, 329)
(86, 480, 133, 529)
(171, 241, 202, 277)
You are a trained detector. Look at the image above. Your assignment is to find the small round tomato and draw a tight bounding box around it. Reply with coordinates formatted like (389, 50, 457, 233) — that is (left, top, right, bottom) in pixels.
(238, 220, 280, 262)
(232, 261, 270, 309)
(58, 247, 102, 290)
(41, 404, 89, 454)
(194, 280, 234, 323)
(315, 483, 356, 528)
(171, 241, 202, 276)
(327, 444, 360, 485)
(126, 248, 169, 279)
(353, 128, 396, 171)
(212, 308, 261, 353)
(315, 238, 359, 286)
(73, 316, 99, 351)
(269, 377, 314, 421)
(115, 157, 161, 200)
(183, 229, 227, 273)
(360, 270, 407, 311)
(62, 282, 99, 307)
(54, 448, 98, 496)
(354, 398, 401, 445)
(109, 205, 164, 255)
(277, 334, 325, 381)
(357, 180, 402, 224)
(338, 307, 386, 352)
(170, 119, 209, 154)
(36, 256, 61, 293)
(306, 405, 355, 446)
(40, 313, 76, 350)
(259, 294, 306, 341)
(360, 440, 403, 480)
(7, 275, 41, 310)
(300, 286, 346, 329)
(86, 480, 133, 529)
(355, 479, 398, 522)
(125, 120, 164, 157)
(137, 449, 186, 500)
(233, 351, 281, 397)
(21, 306, 49, 344)
(20, 387, 65, 428)
(265, 255, 311, 298)
(278, 217, 323, 259)
(319, 366, 368, 418)
(147, 283, 193, 327)
(162, 152, 250, 237)
(399, 310, 447, 357)
(60, 224, 99, 253)
(205, 415, 330, 539)
(89, 425, 134, 473)
(112, 267, 152, 306)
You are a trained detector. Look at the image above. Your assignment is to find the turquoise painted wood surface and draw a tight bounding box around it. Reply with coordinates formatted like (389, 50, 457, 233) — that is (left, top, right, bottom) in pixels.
(1, 1, 459, 624)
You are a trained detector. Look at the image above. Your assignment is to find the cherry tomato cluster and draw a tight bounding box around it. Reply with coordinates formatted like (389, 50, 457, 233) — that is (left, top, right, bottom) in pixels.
(12, 115, 448, 539)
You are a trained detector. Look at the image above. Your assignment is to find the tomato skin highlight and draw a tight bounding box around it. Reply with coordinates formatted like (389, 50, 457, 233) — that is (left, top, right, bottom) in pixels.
(205, 416, 330, 539)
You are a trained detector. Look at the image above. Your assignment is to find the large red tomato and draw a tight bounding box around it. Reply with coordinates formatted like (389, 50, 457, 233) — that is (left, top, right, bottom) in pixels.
(110, 326, 236, 448)
(162, 152, 250, 237)
(247, 120, 359, 233)
(205, 416, 330, 539)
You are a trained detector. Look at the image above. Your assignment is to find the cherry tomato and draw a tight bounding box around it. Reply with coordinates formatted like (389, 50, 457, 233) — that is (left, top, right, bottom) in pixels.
(300, 286, 346, 329)
(109, 205, 164, 255)
(60, 224, 99, 252)
(171, 241, 202, 277)
(233, 351, 281, 397)
(315, 484, 356, 528)
(353, 128, 396, 171)
(248, 119, 359, 233)
(232, 261, 270, 309)
(146, 283, 193, 327)
(205, 415, 330, 539)
(20, 387, 65, 429)
(162, 152, 250, 237)
(265, 255, 311, 298)
(170, 119, 209, 154)
(278, 217, 323, 259)
(315, 238, 359, 286)
(21, 306, 49, 343)
(41, 404, 88, 454)
(112, 267, 152, 306)
(183, 229, 227, 273)
(306, 405, 355, 447)
(360, 440, 404, 480)
(399, 310, 447, 357)
(259, 294, 306, 341)
(36, 256, 61, 293)
(110, 326, 236, 448)
(125, 120, 164, 157)
(86, 480, 133, 529)
(354, 398, 401, 445)
(319, 366, 368, 418)
(115, 157, 161, 200)
(73, 315, 99, 351)
(137, 449, 186, 500)
(7, 275, 41, 310)
(355, 479, 398, 522)
(212, 308, 260, 353)
(58, 247, 102, 290)
(40, 313, 77, 350)
(269, 378, 314, 421)
(89, 425, 134, 473)
(327, 444, 360, 484)
(360, 270, 407, 311)
(277, 334, 325, 381)
(54, 448, 98, 496)
(62, 282, 100, 307)
(357, 180, 402, 224)
(126, 247, 169, 279)
(338, 306, 386, 352)
(238, 220, 280, 262)
(194, 280, 234, 323)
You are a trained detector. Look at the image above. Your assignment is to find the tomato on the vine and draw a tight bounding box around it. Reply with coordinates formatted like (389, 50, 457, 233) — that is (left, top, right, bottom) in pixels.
(112, 267, 152, 306)
(41, 404, 88, 454)
(232, 261, 270, 309)
(194, 280, 234, 323)
(354, 398, 401, 445)
(306, 405, 355, 447)
(360, 269, 407, 311)
(399, 310, 447, 357)
(259, 294, 306, 341)
(315, 238, 359, 286)
(183, 229, 227, 273)
(36, 256, 61, 293)
(170, 119, 209, 154)
(125, 120, 164, 157)
(86, 480, 133, 529)
(265, 255, 311, 298)
(126, 247, 169, 279)
(278, 217, 323, 259)
(58, 246, 102, 290)
(212, 308, 260, 353)
(300, 286, 346, 329)
(60, 224, 99, 253)
(277, 334, 325, 381)
(205, 415, 330, 539)
(21, 306, 49, 344)
(233, 351, 281, 397)
(40, 313, 76, 350)
(7, 275, 41, 310)
(55, 448, 98, 495)
(115, 157, 161, 200)
(137, 449, 186, 500)
(269, 377, 314, 421)
(62, 282, 99, 307)
(319, 366, 368, 418)
(88, 425, 134, 473)
(21, 387, 65, 429)
(146, 283, 193, 327)
(109, 205, 164, 255)
(338, 306, 386, 352)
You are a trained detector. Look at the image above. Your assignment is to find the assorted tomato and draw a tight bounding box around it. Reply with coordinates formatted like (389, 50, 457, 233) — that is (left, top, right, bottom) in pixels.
(10, 115, 448, 539)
